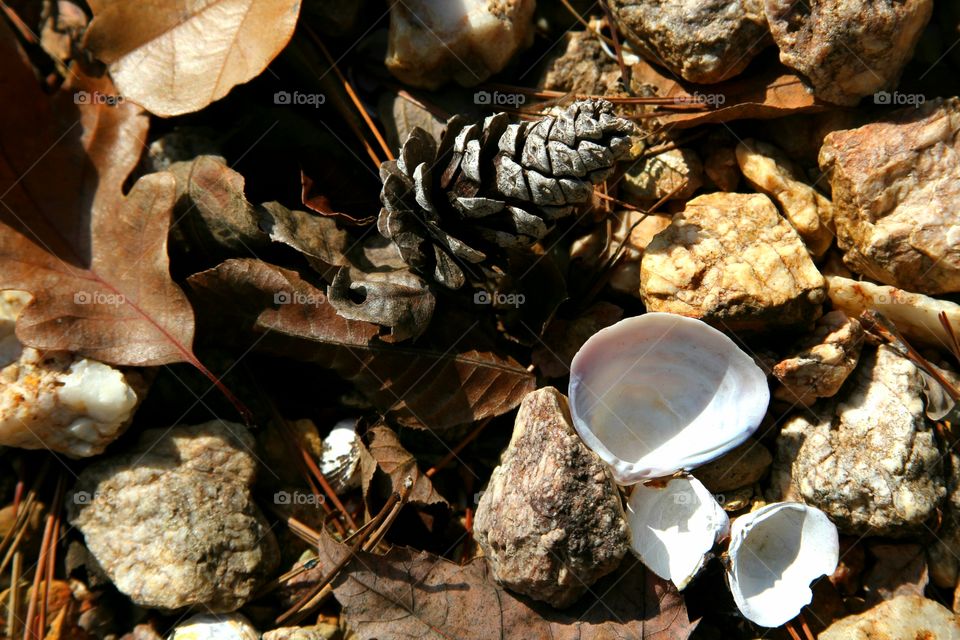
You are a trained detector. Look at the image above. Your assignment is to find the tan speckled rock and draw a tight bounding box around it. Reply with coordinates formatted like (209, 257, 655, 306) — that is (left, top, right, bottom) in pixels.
(622, 148, 704, 202)
(691, 439, 772, 494)
(736, 138, 834, 257)
(929, 452, 960, 589)
(770, 346, 946, 537)
(819, 98, 960, 293)
(386, 0, 535, 89)
(765, 0, 932, 106)
(474, 387, 628, 608)
(819, 595, 960, 640)
(610, 0, 771, 84)
(772, 310, 863, 406)
(69, 422, 279, 612)
(640, 192, 827, 329)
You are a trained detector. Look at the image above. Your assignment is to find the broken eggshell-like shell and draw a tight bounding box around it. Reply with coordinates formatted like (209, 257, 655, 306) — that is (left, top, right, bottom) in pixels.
(626, 476, 729, 590)
(568, 313, 769, 484)
(727, 502, 840, 628)
(320, 419, 362, 492)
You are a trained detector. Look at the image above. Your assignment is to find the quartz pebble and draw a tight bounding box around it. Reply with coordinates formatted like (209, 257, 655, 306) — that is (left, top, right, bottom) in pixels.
(640, 192, 827, 329)
(609, 0, 771, 84)
(169, 614, 259, 640)
(622, 148, 703, 202)
(819, 595, 960, 640)
(474, 387, 629, 608)
(69, 421, 279, 612)
(772, 310, 863, 406)
(385, 0, 535, 89)
(819, 98, 960, 293)
(770, 346, 946, 537)
(765, 0, 933, 105)
(691, 439, 772, 494)
(0, 291, 142, 457)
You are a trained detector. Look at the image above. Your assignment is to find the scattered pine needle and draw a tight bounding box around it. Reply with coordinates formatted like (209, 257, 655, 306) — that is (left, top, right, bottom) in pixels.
(426, 418, 492, 478)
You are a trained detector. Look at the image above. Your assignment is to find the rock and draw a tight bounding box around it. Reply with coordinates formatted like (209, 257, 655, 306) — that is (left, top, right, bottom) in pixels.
(169, 614, 259, 640)
(772, 310, 864, 406)
(542, 28, 628, 97)
(703, 146, 741, 192)
(819, 595, 960, 640)
(826, 275, 960, 348)
(69, 421, 279, 612)
(262, 625, 339, 640)
(765, 0, 932, 106)
(609, 0, 771, 84)
(385, 0, 536, 89)
(622, 148, 704, 202)
(770, 346, 946, 537)
(640, 192, 827, 329)
(474, 387, 629, 608)
(0, 291, 144, 458)
(736, 138, 834, 257)
(691, 439, 772, 494)
(929, 453, 960, 589)
(819, 98, 960, 294)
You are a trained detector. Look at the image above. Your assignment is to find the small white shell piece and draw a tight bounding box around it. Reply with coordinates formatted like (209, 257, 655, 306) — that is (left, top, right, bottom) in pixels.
(320, 419, 362, 492)
(727, 502, 839, 627)
(568, 313, 769, 483)
(626, 476, 729, 590)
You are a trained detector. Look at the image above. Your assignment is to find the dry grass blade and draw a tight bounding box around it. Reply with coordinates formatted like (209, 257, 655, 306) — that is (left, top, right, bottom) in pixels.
(939, 311, 960, 364)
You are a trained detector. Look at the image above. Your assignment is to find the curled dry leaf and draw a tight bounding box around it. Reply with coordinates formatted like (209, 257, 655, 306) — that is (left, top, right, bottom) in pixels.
(83, 0, 302, 116)
(0, 29, 196, 367)
(187, 259, 535, 430)
(359, 425, 447, 507)
(327, 267, 435, 342)
(318, 534, 697, 640)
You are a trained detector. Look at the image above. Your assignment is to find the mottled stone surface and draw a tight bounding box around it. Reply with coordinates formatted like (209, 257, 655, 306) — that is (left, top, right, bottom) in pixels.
(385, 0, 535, 88)
(736, 138, 834, 257)
(640, 192, 827, 329)
(169, 614, 259, 640)
(69, 421, 279, 612)
(0, 291, 144, 458)
(819, 596, 960, 640)
(929, 453, 960, 589)
(691, 439, 772, 494)
(765, 0, 932, 105)
(770, 346, 946, 537)
(819, 98, 960, 294)
(262, 625, 339, 640)
(623, 148, 703, 201)
(773, 310, 863, 405)
(610, 0, 771, 83)
(474, 387, 629, 608)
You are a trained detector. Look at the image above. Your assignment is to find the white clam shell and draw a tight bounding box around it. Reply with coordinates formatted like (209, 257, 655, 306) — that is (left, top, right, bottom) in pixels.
(727, 502, 839, 627)
(568, 313, 769, 483)
(321, 419, 362, 492)
(626, 476, 729, 590)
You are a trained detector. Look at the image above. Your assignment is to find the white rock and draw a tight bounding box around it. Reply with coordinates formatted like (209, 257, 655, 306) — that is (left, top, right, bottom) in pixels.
(626, 476, 728, 589)
(169, 614, 259, 640)
(568, 313, 769, 483)
(727, 502, 839, 627)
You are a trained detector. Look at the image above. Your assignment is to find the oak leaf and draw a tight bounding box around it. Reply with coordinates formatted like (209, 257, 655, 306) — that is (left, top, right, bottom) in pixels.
(360, 425, 448, 507)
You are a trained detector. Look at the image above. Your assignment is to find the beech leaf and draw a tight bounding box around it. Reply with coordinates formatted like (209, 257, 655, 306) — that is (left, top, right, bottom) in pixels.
(187, 259, 535, 430)
(318, 535, 697, 640)
(83, 0, 302, 116)
(0, 30, 196, 366)
(361, 425, 447, 507)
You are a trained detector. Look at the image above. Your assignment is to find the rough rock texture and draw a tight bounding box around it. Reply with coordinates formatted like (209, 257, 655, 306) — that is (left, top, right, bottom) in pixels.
(609, 0, 771, 84)
(0, 291, 144, 458)
(736, 138, 834, 257)
(623, 148, 704, 201)
(772, 310, 864, 405)
(262, 626, 338, 640)
(169, 614, 259, 640)
(385, 0, 536, 88)
(929, 453, 960, 589)
(474, 387, 629, 608)
(819, 595, 960, 640)
(770, 346, 946, 537)
(819, 98, 960, 293)
(640, 192, 827, 329)
(691, 439, 772, 494)
(542, 28, 628, 97)
(765, 0, 933, 106)
(69, 421, 279, 612)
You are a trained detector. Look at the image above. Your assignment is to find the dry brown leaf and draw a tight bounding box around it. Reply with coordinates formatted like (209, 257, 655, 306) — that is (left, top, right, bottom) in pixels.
(361, 425, 447, 507)
(327, 267, 435, 342)
(0, 28, 198, 367)
(318, 534, 697, 640)
(82, 0, 302, 116)
(187, 259, 535, 430)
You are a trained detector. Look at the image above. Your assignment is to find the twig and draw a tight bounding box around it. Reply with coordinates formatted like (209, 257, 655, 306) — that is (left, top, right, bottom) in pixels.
(598, 0, 630, 88)
(557, 0, 616, 47)
(426, 418, 492, 478)
(7, 551, 21, 640)
(939, 311, 960, 364)
(798, 613, 815, 640)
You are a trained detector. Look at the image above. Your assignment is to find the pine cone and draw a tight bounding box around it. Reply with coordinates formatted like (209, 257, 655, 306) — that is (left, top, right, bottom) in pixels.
(378, 99, 635, 289)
